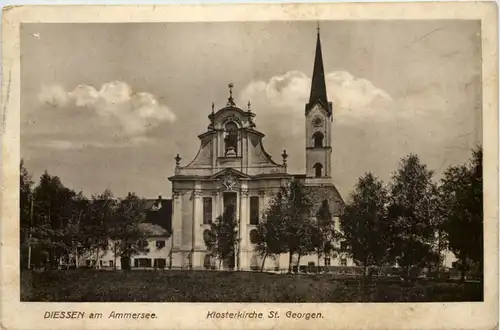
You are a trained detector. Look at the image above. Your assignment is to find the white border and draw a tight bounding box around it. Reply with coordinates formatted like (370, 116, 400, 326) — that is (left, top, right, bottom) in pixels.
(1, 3, 498, 330)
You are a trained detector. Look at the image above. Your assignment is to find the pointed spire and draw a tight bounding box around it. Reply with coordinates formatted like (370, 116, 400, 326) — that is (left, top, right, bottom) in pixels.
(307, 23, 331, 116)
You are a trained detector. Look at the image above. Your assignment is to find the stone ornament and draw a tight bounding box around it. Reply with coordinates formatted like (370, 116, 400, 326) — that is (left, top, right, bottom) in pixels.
(220, 173, 239, 192)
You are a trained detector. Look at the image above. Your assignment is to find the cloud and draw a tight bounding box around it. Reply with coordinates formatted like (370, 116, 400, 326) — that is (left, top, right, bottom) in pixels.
(235, 70, 439, 196)
(38, 85, 69, 108)
(28, 136, 155, 151)
(326, 71, 395, 120)
(37, 81, 176, 137)
(239, 70, 396, 124)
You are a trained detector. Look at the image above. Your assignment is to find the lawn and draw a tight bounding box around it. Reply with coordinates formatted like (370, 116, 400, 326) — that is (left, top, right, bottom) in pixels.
(21, 269, 483, 302)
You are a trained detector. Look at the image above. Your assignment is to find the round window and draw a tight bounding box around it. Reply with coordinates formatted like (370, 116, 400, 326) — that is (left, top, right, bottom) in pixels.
(249, 229, 259, 244)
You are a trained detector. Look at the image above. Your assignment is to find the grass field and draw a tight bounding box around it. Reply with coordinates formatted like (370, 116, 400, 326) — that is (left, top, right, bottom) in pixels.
(21, 270, 483, 302)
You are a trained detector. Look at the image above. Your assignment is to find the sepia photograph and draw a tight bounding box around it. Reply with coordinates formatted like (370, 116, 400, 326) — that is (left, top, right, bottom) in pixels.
(16, 18, 488, 304)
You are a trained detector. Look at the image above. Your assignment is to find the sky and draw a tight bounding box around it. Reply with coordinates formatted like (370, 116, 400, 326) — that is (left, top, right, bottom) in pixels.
(20, 20, 482, 200)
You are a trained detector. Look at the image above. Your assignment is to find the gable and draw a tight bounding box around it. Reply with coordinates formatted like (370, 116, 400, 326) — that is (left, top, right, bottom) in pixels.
(305, 99, 332, 117)
(210, 168, 251, 180)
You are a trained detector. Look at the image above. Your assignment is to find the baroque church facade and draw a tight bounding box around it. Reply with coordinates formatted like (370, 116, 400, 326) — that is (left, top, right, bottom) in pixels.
(167, 30, 348, 271)
(77, 30, 351, 271)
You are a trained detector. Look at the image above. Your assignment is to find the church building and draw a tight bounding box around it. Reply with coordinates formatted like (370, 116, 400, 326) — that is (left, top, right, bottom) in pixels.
(167, 29, 348, 271)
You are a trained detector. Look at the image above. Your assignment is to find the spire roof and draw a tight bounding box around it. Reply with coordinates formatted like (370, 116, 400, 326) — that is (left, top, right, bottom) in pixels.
(307, 25, 331, 116)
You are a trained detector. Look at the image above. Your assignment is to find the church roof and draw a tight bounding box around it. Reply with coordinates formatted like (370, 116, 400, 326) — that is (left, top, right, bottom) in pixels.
(138, 222, 170, 237)
(143, 197, 172, 234)
(306, 27, 332, 116)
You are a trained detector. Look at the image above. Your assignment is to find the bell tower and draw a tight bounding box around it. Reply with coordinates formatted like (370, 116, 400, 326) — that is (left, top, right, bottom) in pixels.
(305, 25, 332, 180)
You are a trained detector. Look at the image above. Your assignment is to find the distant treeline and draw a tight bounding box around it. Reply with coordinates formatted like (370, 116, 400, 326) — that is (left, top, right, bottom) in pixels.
(20, 165, 151, 270)
(209, 147, 483, 280)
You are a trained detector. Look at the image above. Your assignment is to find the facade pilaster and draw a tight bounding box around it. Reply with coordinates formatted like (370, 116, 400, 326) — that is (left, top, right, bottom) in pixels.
(171, 189, 184, 269)
(239, 182, 250, 270)
(192, 183, 203, 251)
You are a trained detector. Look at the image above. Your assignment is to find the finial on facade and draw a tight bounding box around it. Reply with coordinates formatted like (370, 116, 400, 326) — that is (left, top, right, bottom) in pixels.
(175, 154, 181, 167)
(281, 149, 288, 167)
(247, 100, 251, 112)
(208, 102, 215, 131)
(317, 21, 320, 35)
(226, 83, 236, 107)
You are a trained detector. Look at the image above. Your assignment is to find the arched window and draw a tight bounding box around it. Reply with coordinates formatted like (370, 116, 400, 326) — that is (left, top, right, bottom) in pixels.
(203, 229, 212, 246)
(313, 131, 324, 148)
(249, 229, 259, 244)
(313, 163, 323, 177)
(224, 121, 238, 156)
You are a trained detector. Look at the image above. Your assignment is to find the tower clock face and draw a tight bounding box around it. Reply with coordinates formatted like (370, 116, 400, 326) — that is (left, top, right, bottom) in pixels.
(312, 116, 323, 127)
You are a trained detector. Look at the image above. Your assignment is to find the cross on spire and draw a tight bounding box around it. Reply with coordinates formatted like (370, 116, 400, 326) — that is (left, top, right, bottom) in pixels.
(227, 83, 236, 107)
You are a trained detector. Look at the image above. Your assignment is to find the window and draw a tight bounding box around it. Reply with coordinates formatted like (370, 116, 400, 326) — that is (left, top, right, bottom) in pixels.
(325, 257, 331, 267)
(136, 258, 152, 268)
(138, 240, 148, 248)
(203, 230, 212, 246)
(224, 121, 238, 156)
(109, 260, 114, 268)
(203, 197, 212, 224)
(250, 196, 259, 225)
(308, 262, 316, 273)
(249, 229, 259, 244)
(313, 131, 324, 148)
(340, 258, 347, 266)
(340, 242, 347, 251)
(154, 258, 166, 269)
(313, 163, 323, 177)
(156, 240, 166, 249)
(324, 241, 333, 254)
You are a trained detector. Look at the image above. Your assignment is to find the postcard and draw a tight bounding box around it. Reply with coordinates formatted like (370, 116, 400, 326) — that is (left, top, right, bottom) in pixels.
(1, 3, 498, 330)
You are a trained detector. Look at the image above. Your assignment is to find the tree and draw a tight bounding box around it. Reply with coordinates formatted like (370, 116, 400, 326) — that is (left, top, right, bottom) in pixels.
(429, 184, 447, 276)
(387, 155, 437, 278)
(66, 192, 89, 268)
(312, 199, 336, 273)
(80, 190, 117, 268)
(283, 180, 314, 273)
(255, 180, 315, 273)
(31, 171, 77, 269)
(340, 172, 391, 279)
(20, 160, 34, 269)
(108, 193, 149, 270)
(254, 187, 288, 271)
(440, 146, 483, 281)
(207, 203, 238, 270)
